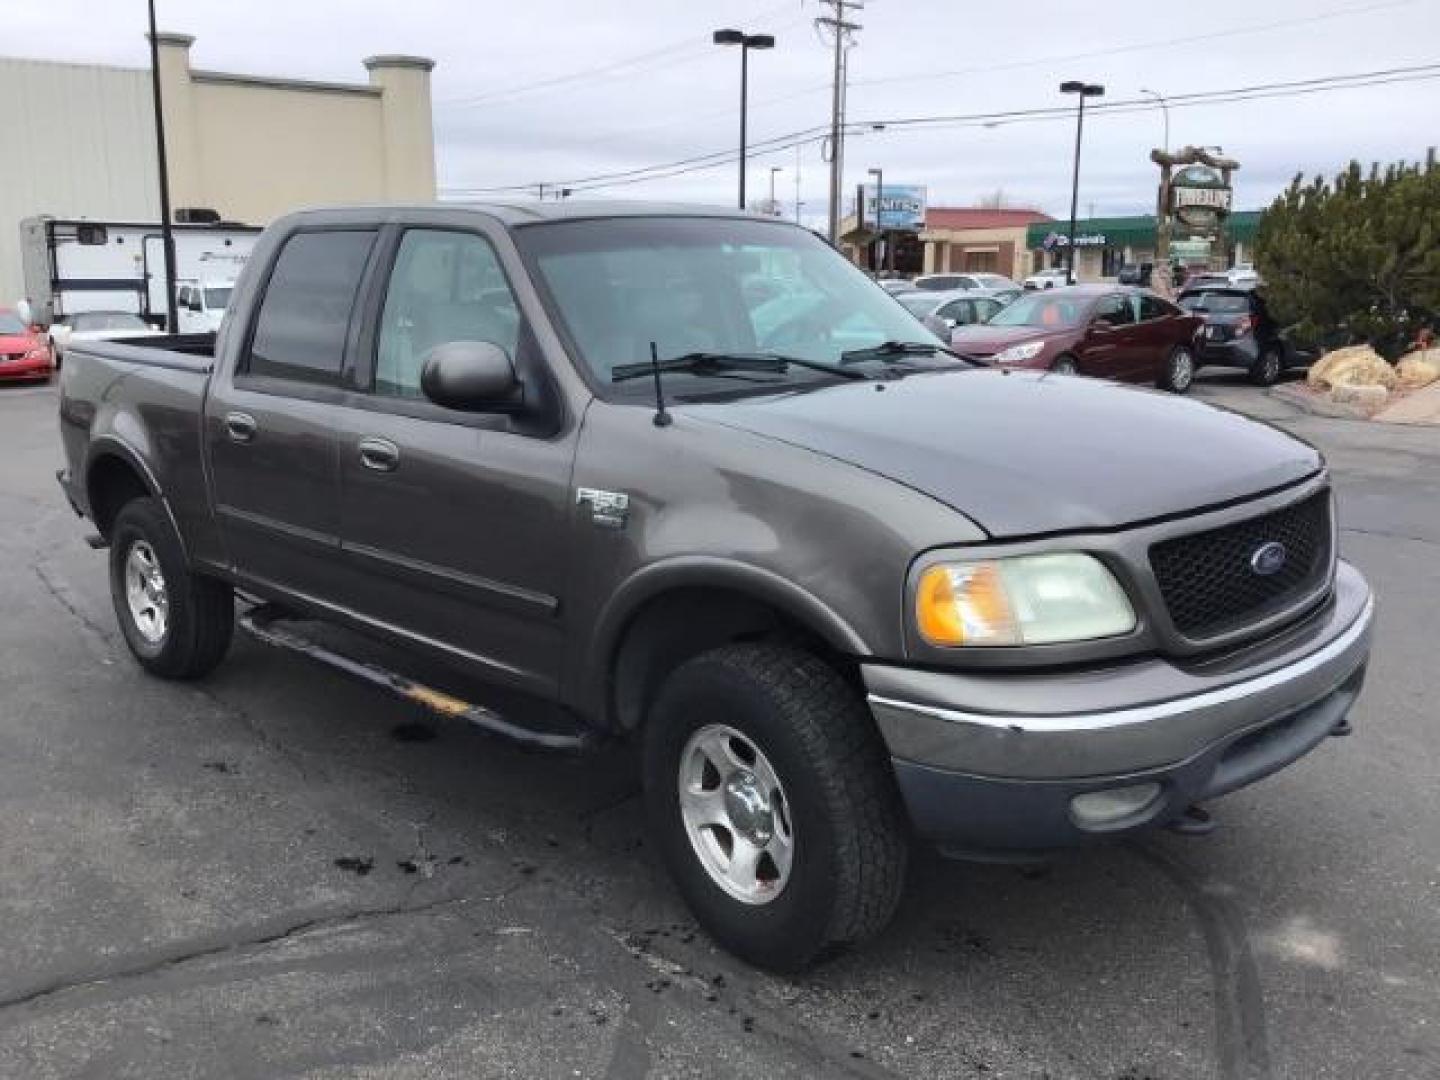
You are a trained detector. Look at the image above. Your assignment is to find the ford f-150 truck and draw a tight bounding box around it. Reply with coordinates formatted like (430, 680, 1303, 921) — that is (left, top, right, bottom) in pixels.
(57, 203, 1373, 971)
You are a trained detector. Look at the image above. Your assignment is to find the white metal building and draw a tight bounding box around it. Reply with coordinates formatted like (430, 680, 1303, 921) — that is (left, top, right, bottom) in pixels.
(0, 33, 436, 307)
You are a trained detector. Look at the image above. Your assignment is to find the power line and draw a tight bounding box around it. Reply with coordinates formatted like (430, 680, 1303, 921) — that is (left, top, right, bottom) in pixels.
(438, 63, 1440, 198)
(434, 0, 802, 110)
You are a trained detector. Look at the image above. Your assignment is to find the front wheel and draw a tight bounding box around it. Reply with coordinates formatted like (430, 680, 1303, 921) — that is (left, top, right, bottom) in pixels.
(109, 497, 235, 679)
(643, 643, 909, 971)
(1051, 355, 1079, 376)
(1159, 345, 1196, 393)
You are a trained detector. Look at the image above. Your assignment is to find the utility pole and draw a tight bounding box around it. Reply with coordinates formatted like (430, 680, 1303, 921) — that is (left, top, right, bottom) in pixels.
(817, 0, 862, 245)
(146, 0, 178, 333)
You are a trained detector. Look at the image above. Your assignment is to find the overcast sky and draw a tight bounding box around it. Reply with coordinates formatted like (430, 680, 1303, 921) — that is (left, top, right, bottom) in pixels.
(8, 0, 1438, 226)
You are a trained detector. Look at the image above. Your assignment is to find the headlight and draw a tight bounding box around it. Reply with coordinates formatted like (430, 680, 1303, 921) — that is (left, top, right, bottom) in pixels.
(992, 341, 1045, 364)
(915, 554, 1135, 647)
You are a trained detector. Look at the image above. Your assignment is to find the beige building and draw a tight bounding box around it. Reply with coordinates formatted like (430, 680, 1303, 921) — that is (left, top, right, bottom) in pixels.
(1, 33, 435, 305)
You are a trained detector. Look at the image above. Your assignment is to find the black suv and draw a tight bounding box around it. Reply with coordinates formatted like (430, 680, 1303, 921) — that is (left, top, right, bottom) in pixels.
(1179, 285, 1318, 385)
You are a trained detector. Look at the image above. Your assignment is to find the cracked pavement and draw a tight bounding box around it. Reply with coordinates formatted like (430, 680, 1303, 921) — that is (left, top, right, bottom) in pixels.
(1, 375, 1437, 1078)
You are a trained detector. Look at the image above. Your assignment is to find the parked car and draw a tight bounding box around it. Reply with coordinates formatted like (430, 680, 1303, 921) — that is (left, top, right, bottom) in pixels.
(58, 203, 1372, 971)
(1227, 262, 1261, 287)
(1117, 262, 1153, 286)
(896, 289, 1006, 337)
(0, 306, 55, 383)
(876, 278, 916, 295)
(912, 271, 1019, 294)
(1180, 285, 1318, 385)
(49, 310, 165, 367)
(951, 285, 1204, 392)
(1182, 270, 1230, 290)
(1023, 267, 1070, 290)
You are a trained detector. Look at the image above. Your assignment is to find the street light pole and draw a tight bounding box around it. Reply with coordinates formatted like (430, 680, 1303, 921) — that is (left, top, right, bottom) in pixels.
(1140, 86, 1169, 152)
(146, 0, 178, 333)
(1060, 80, 1104, 286)
(714, 29, 774, 211)
(868, 166, 883, 274)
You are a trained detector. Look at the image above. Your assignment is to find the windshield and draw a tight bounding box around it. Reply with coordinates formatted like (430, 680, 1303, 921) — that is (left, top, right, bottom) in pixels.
(986, 291, 1089, 329)
(204, 287, 232, 310)
(0, 313, 27, 335)
(73, 312, 148, 331)
(1180, 292, 1250, 313)
(972, 274, 1014, 289)
(517, 217, 940, 392)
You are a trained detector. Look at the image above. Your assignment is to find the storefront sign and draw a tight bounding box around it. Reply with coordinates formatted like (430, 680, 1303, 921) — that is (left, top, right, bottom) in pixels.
(1041, 230, 1107, 250)
(863, 184, 928, 231)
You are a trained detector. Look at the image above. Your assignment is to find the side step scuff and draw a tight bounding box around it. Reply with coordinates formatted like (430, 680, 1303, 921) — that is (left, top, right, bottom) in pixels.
(238, 603, 595, 752)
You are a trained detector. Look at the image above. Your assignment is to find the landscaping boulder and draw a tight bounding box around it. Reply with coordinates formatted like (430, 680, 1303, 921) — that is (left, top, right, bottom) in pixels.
(1307, 345, 1397, 391)
(1329, 384, 1390, 411)
(1395, 348, 1439, 389)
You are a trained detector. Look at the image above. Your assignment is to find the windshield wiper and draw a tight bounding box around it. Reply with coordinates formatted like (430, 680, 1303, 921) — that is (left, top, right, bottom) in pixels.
(611, 351, 870, 383)
(839, 340, 970, 365)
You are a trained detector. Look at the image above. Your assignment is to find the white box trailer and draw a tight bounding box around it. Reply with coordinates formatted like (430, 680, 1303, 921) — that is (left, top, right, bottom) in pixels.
(19, 216, 261, 328)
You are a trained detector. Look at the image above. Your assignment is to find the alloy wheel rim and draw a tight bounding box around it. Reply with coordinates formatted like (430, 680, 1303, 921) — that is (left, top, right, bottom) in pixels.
(124, 540, 169, 644)
(678, 724, 795, 905)
(1173, 349, 1195, 389)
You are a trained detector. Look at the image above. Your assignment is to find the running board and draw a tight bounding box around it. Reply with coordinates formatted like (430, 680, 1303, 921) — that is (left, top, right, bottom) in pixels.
(238, 604, 595, 752)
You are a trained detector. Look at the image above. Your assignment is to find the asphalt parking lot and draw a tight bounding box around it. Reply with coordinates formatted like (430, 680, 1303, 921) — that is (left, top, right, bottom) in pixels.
(1, 375, 1436, 1080)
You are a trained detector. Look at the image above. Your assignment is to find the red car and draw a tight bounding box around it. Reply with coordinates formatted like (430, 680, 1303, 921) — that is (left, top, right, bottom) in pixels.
(0, 308, 56, 384)
(950, 285, 1204, 393)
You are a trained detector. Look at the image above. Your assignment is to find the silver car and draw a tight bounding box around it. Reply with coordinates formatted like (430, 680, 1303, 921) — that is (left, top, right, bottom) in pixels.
(896, 288, 1008, 337)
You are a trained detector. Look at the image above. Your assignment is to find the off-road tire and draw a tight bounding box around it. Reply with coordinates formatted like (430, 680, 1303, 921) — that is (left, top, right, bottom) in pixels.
(643, 642, 909, 972)
(109, 497, 234, 679)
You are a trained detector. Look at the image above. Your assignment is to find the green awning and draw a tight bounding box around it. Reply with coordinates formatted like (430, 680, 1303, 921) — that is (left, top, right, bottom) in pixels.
(1026, 210, 1264, 250)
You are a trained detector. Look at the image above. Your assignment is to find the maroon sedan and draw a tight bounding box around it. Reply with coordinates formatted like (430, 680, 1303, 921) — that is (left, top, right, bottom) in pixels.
(0, 308, 56, 384)
(950, 285, 1203, 393)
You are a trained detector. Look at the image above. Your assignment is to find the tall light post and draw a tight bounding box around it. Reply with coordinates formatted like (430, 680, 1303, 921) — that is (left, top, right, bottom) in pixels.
(1060, 80, 1104, 285)
(1140, 86, 1169, 152)
(867, 166, 884, 273)
(146, 0, 178, 332)
(768, 166, 783, 216)
(713, 29, 775, 210)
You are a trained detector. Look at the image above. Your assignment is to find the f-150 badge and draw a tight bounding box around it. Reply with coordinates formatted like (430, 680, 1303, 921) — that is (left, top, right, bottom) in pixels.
(576, 488, 630, 529)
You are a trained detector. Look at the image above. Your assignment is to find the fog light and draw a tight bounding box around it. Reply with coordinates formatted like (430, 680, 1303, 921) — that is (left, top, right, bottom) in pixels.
(1070, 783, 1162, 829)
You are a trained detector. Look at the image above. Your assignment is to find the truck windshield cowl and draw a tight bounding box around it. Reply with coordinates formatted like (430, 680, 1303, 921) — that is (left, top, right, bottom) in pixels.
(516, 215, 946, 393)
(610, 350, 872, 385)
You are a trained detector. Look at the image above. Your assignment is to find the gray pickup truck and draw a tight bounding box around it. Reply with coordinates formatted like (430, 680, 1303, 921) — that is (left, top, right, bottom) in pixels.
(57, 203, 1373, 970)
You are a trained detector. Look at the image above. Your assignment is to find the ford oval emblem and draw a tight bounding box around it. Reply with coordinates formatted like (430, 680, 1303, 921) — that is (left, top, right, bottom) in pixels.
(1250, 541, 1288, 576)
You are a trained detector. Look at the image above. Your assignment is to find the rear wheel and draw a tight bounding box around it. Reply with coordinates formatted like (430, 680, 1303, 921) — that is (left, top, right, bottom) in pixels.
(109, 497, 234, 679)
(1250, 346, 1283, 386)
(1159, 345, 1196, 393)
(643, 643, 909, 971)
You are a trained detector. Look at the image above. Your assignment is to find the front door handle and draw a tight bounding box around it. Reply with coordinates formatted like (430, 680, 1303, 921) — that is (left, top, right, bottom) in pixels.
(358, 437, 400, 473)
(224, 411, 257, 443)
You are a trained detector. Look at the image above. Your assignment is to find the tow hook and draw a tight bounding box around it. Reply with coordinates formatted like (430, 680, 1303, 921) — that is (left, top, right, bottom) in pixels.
(1167, 804, 1216, 837)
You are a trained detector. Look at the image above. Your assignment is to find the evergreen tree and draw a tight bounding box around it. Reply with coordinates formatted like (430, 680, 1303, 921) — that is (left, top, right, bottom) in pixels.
(1255, 150, 1438, 358)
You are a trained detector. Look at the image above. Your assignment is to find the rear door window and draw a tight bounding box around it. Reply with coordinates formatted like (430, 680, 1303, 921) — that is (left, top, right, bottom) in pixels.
(244, 230, 377, 385)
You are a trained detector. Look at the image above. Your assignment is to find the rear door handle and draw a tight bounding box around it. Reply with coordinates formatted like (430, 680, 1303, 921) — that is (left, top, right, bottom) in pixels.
(224, 411, 257, 443)
(358, 437, 400, 473)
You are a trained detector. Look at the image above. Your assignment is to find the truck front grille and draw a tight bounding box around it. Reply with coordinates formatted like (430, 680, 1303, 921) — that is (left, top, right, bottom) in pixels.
(1150, 489, 1331, 639)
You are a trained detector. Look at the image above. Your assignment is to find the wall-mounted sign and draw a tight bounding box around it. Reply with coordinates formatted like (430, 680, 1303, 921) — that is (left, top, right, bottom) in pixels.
(1041, 230, 1107, 250)
(863, 184, 928, 231)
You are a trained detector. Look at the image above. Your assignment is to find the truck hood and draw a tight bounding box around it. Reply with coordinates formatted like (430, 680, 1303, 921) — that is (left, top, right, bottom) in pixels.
(687, 368, 1321, 538)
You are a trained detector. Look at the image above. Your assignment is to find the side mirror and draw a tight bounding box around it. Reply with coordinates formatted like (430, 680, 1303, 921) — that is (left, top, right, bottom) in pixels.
(420, 340, 523, 413)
